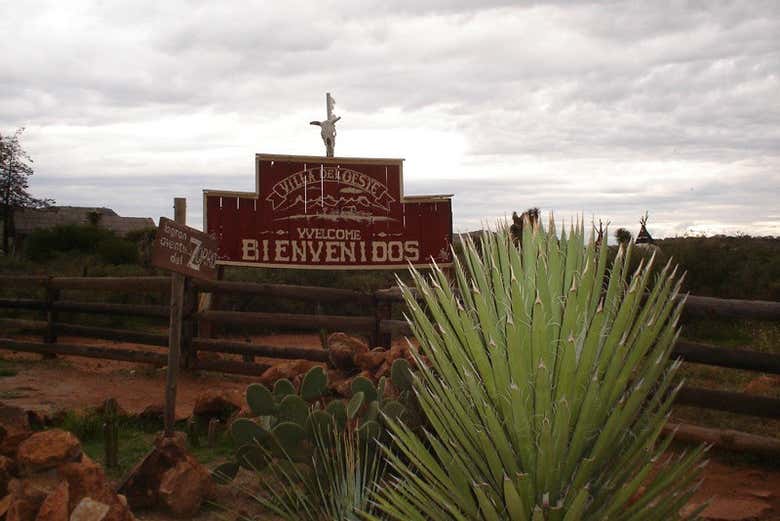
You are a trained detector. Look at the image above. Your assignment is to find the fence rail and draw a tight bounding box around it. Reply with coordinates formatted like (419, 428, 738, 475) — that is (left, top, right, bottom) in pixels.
(1, 274, 779, 454)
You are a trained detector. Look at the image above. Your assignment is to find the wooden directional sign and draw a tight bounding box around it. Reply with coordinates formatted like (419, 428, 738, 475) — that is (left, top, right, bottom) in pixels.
(151, 217, 218, 280)
(204, 154, 453, 270)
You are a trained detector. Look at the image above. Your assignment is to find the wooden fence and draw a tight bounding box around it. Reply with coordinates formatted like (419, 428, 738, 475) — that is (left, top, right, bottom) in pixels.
(0, 275, 779, 454)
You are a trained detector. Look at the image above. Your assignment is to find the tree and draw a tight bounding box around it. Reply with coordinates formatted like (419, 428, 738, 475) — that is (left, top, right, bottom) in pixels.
(614, 227, 633, 246)
(0, 128, 53, 253)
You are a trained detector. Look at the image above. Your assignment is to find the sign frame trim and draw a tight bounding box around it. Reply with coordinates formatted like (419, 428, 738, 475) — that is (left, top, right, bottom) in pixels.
(203, 153, 454, 270)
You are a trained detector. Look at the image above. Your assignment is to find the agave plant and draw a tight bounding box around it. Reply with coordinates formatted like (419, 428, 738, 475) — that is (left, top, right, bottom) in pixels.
(371, 217, 707, 520)
(238, 424, 386, 521)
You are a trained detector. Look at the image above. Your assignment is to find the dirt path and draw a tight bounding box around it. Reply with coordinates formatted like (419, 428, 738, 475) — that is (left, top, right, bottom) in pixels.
(0, 333, 323, 418)
(0, 333, 778, 519)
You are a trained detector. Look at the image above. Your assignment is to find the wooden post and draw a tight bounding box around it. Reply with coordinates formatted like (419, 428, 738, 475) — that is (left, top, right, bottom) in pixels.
(181, 280, 197, 368)
(316, 301, 329, 351)
(374, 296, 392, 349)
(164, 198, 187, 437)
(103, 398, 119, 468)
(43, 276, 59, 357)
(198, 265, 224, 338)
(207, 418, 219, 447)
(186, 416, 200, 448)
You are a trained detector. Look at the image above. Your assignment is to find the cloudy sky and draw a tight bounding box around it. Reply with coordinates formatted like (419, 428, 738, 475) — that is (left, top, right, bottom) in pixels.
(1, 0, 778, 237)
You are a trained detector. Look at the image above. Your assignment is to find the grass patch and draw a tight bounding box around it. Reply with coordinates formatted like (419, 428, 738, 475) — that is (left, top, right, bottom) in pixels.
(0, 359, 17, 377)
(672, 317, 780, 443)
(54, 411, 235, 480)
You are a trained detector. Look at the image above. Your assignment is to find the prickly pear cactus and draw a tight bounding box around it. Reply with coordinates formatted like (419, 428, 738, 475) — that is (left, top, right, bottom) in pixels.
(214, 364, 421, 483)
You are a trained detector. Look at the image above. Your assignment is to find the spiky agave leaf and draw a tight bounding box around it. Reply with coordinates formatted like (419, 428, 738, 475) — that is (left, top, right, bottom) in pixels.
(370, 218, 706, 521)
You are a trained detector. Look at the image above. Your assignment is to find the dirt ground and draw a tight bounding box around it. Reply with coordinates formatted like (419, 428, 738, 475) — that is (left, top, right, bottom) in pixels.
(0, 333, 778, 520)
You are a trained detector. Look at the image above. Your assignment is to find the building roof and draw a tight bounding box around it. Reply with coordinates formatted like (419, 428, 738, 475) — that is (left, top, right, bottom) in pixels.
(14, 206, 155, 236)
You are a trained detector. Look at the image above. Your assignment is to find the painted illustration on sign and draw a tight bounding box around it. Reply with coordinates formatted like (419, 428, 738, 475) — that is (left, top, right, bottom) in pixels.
(204, 154, 453, 269)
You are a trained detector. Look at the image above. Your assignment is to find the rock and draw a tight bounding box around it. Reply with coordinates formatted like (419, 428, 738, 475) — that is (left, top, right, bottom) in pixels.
(57, 457, 133, 521)
(17, 431, 82, 475)
(35, 481, 68, 521)
(327, 333, 368, 369)
(354, 351, 386, 372)
(0, 404, 33, 457)
(328, 333, 369, 355)
(0, 454, 15, 495)
(0, 494, 12, 518)
(701, 497, 772, 520)
(8, 474, 50, 509)
(196, 351, 222, 362)
(69, 498, 109, 521)
(6, 498, 41, 521)
(158, 460, 210, 517)
(138, 404, 164, 421)
(118, 432, 214, 514)
(258, 360, 322, 388)
(192, 390, 243, 419)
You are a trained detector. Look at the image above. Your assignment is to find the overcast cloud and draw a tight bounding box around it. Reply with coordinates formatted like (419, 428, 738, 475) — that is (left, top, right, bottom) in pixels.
(1, 0, 778, 237)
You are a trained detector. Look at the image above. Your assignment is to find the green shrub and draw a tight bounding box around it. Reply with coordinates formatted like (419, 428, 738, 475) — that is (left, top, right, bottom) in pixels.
(24, 225, 138, 265)
(97, 236, 139, 265)
(371, 221, 707, 520)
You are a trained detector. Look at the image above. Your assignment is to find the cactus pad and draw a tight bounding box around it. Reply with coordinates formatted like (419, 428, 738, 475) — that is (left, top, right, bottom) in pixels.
(212, 462, 239, 484)
(351, 376, 378, 403)
(273, 379, 296, 399)
(272, 421, 308, 459)
(347, 391, 365, 419)
(300, 366, 328, 401)
(380, 400, 405, 424)
(278, 394, 309, 427)
(247, 383, 277, 416)
(237, 444, 269, 470)
(357, 420, 381, 441)
(391, 358, 413, 392)
(231, 418, 271, 446)
(326, 400, 347, 430)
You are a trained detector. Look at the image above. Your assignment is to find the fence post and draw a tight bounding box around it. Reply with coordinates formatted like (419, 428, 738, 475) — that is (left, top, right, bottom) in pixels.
(42, 276, 59, 357)
(198, 265, 225, 338)
(373, 294, 392, 349)
(182, 280, 198, 368)
(164, 197, 187, 437)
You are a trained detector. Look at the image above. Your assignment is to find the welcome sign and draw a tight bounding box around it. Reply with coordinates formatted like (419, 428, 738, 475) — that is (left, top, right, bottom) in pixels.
(204, 154, 453, 269)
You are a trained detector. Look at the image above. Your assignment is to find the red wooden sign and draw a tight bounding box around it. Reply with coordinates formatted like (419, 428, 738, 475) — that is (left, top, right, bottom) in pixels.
(204, 154, 453, 270)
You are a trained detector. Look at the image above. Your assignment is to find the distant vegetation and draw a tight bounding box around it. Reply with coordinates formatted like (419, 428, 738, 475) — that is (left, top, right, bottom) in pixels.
(24, 224, 141, 265)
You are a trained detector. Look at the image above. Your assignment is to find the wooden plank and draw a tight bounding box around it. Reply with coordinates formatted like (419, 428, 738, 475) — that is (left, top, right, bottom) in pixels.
(672, 340, 780, 374)
(50, 277, 171, 292)
(374, 299, 392, 348)
(664, 422, 780, 457)
(0, 338, 167, 365)
(195, 310, 375, 332)
(53, 301, 169, 318)
(683, 295, 780, 321)
(0, 318, 45, 330)
(189, 358, 270, 377)
(0, 318, 168, 346)
(56, 324, 168, 347)
(0, 298, 46, 310)
(0, 275, 47, 287)
(380, 319, 413, 337)
(374, 287, 408, 302)
(193, 337, 329, 362)
(193, 279, 374, 306)
(675, 386, 780, 418)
